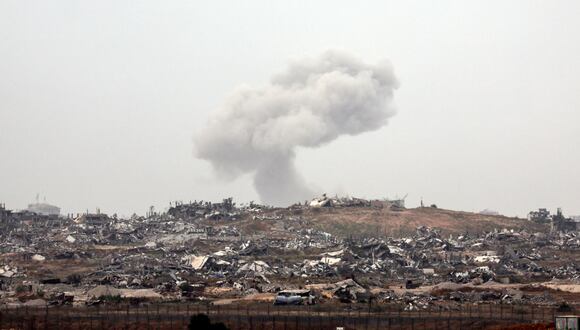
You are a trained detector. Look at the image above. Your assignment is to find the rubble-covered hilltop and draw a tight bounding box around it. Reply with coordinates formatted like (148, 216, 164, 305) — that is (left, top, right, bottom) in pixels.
(0, 197, 578, 309)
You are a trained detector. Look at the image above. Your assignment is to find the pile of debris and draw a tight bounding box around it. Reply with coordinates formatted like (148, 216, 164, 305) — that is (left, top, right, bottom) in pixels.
(0, 198, 578, 309)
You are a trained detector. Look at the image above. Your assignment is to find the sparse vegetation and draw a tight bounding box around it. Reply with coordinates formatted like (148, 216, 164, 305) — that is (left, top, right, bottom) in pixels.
(15, 284, 29, 293)
(99, 294, 122, 304)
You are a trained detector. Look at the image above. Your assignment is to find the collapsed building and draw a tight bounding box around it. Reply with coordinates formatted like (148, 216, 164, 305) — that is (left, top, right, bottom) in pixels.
(0, 198, 577, 310)
(1, 202, 61, 225)
(74, 212, 110, 226)
(0, 203, 11, 223)
(307, 194, 406, 210)
(168, 198, 242, 221)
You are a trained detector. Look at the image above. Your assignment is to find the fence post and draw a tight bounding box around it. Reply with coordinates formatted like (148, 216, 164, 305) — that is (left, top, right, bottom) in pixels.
(147, 304, 150, 330)
(468, 304, 471, 319)
(24, 306, 29, 330)
(44, 305, 48, 330)
(308, 307, 311, 329)
(98, 304, 103, 330)
(6, 305, 9, 329)
(511, 304, 514, 319)
(89, 306, 93, 330)
(126, 303, 130, 330)
(179, 302, 189, 327)
(365, 312, 369, 330)
(237, 304, 241, 330)
(51, 306, 56, 330)
(295, 315, 298, 330)
(178, 304, 182, 329)
(186, 303, 190, 327)
(104, 305, 111, 325)
(157, 304, 160, 330)
(30, 313, 36, 330)
(136, 303, 140, 328)
(169, 305, 173, 330)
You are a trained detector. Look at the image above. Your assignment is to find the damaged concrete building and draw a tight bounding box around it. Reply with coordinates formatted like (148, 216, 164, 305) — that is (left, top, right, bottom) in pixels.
(0, 197, 577, 312)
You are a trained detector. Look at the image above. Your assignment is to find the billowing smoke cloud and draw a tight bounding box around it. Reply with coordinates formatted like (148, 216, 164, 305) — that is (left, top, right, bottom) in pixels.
(195, 50, 398, 206)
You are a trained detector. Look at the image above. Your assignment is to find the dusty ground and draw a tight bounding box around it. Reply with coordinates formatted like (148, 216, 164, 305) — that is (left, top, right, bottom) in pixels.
(225, 206, 548, 239)
(307, 207, 546, 237)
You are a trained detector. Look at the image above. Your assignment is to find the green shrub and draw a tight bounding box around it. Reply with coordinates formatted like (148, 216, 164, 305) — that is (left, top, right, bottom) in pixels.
(99, 294, 122, 303)
(15, 285, 29, 293)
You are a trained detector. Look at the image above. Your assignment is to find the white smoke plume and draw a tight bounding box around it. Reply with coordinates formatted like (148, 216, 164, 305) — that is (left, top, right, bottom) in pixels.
(194, 50, 399, 206)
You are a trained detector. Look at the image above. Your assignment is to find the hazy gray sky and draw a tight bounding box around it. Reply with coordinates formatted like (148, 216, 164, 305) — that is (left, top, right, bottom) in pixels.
(1, 1, 579, 217)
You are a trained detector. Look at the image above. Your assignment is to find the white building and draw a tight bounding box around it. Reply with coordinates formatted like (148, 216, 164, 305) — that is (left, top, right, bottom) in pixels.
(27, 202, 60, 216)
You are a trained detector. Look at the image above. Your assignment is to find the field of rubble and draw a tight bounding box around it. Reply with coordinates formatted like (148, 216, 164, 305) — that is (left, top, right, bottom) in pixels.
(0, 197, 578, 320)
